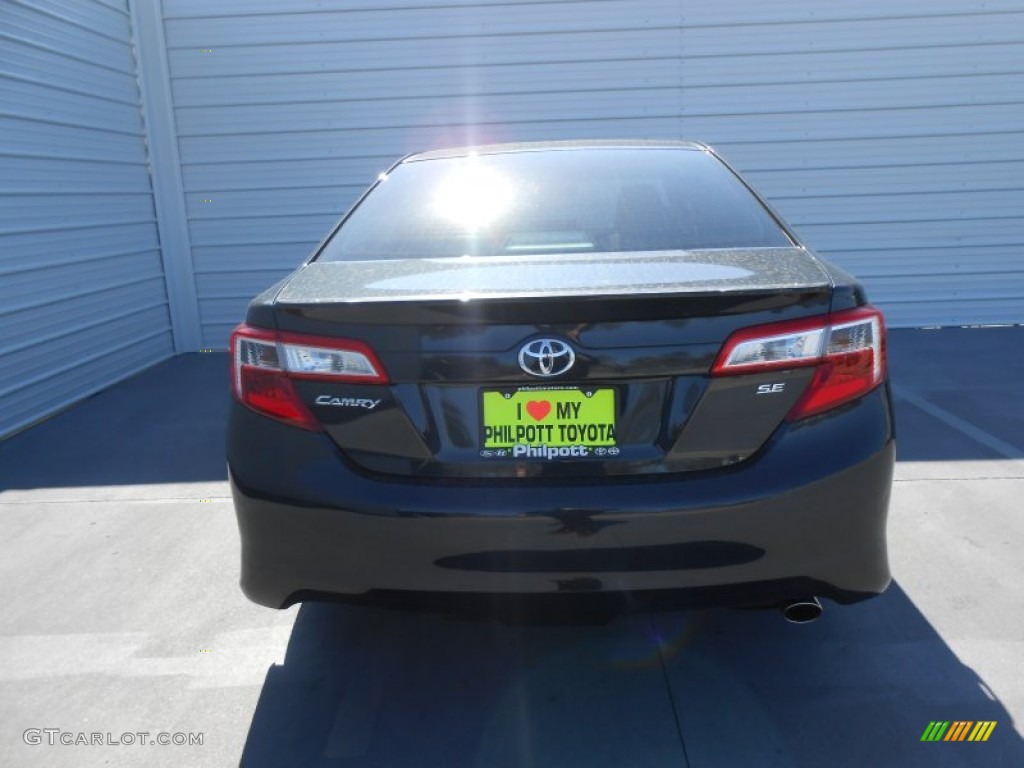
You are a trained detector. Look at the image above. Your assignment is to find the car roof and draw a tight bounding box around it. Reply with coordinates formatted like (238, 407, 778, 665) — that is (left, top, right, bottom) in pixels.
(404, 139, 708, 162)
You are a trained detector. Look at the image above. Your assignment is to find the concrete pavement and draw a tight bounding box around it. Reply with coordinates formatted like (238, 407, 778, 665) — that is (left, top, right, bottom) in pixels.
(1, 328, 1022, 766)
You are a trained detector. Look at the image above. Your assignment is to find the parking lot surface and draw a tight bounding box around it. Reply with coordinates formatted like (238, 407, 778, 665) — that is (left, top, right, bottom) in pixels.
(1, 327, 1022, 767)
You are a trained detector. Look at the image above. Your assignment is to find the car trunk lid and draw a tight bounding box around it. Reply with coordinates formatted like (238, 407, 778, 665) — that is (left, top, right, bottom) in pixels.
(266, 248, 833, 478)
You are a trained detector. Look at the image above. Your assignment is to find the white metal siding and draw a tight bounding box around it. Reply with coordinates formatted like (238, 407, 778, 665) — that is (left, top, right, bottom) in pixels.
(161, 0, 1022, 344)
(0, 0, 174, 437)
(675, 2, 1024, 328)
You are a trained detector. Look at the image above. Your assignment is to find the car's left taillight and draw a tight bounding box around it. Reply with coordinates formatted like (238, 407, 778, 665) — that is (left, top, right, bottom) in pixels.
(712, 306, 886, 420)
(230, 324, 389, 431)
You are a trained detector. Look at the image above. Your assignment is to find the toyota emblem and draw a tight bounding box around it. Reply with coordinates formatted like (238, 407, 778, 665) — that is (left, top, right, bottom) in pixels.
(518, 338, 575, 377)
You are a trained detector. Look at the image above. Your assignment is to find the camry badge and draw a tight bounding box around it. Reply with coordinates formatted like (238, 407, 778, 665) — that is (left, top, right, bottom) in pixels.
(518, 339, 575, 377)
(315, 395, 382, 410)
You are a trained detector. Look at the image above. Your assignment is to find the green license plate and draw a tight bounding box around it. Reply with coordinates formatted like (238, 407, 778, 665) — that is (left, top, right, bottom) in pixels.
(481, 387, 617, 458)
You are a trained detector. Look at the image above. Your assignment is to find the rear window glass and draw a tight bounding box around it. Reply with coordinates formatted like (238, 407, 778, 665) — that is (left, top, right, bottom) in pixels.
(318, 148, 792, 261)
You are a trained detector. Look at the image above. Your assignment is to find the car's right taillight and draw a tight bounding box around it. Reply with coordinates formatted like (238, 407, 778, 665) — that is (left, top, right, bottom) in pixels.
(230, 324, 389, 430)
(712, 306, 886, 420)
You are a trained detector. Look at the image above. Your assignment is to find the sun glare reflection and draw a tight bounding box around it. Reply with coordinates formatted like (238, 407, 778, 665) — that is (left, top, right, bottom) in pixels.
(433, 161, 515, 231)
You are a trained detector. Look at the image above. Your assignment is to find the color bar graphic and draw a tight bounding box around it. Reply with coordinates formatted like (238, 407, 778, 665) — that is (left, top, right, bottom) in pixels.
(921, 721, 996, 742)
(968, 722, 997, 742)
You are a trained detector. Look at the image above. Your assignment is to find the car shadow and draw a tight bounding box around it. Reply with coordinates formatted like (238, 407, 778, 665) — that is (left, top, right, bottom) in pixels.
(239, 601, 687, 767)
(239, 583, 1022, 767)
(652, 582, 1023, 766)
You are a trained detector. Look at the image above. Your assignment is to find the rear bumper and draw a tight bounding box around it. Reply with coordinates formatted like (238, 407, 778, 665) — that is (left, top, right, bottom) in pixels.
(228, 387, 895, 610)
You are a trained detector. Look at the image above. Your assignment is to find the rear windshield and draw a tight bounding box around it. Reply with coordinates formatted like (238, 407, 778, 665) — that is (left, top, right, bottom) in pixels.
(318, 148, 792, 261)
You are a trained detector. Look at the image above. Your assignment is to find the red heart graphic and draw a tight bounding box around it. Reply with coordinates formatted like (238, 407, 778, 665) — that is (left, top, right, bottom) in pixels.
(526, 400, 551, 421)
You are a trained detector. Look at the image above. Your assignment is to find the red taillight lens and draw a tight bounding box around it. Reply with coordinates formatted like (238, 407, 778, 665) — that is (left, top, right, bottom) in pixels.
(238, 366, 316, 429)
(712, 306, 886, 420)
(229, 324, 389, 430)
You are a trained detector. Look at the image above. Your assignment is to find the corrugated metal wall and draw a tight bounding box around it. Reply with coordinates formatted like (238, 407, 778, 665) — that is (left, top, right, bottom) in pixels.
(0, 0, 175, 437)
(675, 2, 1024, 328)
(161, 0, 1024, 343)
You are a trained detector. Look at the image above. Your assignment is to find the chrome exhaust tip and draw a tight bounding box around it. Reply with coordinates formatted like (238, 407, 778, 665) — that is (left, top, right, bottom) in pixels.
(781, 597, 823, 624)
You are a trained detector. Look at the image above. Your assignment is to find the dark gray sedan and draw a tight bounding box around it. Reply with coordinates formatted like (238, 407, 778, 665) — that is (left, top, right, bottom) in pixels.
(227, 141, 894, 623)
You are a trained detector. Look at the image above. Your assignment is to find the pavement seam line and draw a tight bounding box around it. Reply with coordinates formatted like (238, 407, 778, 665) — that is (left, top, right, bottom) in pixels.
(891, 384, 1024, 460)
(649, 613, 691, 768)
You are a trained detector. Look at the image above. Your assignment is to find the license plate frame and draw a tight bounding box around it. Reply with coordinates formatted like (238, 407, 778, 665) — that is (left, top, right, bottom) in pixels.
(479, 386, 618, 459)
